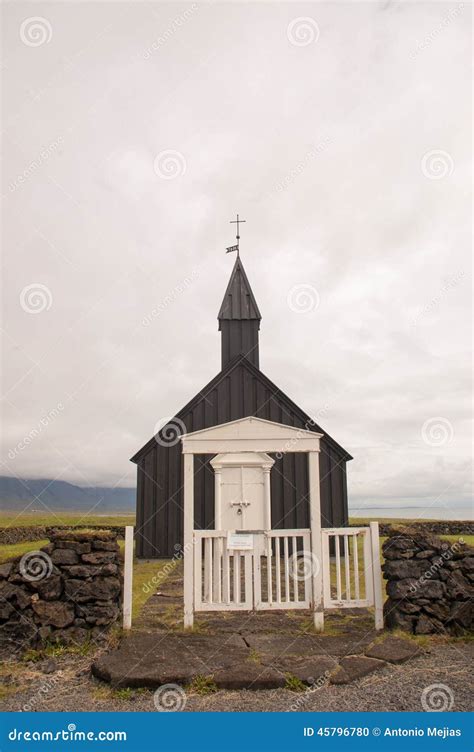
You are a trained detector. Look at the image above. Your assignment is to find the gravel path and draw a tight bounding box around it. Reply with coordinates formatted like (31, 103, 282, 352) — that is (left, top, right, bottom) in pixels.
(1, 642, 472, 713)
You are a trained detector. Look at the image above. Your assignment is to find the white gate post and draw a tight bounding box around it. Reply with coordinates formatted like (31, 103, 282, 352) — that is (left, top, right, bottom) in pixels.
(214, 468, 222, 530)
(183, 452, 194, 628)
(123, 525, 134, 630)
(263, 466, 272, 530)
(308, 451, 324, 632)
(370, 521, 384, 629)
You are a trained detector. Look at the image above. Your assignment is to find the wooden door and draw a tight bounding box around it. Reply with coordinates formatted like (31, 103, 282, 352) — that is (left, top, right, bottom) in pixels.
(220, 465, 266, 531)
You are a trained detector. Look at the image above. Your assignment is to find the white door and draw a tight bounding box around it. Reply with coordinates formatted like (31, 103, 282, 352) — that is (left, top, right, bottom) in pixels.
(220, 465, 266, 530)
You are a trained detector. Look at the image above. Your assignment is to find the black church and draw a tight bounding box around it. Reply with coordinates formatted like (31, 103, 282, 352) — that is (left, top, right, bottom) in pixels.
(132, 255, 352, 558)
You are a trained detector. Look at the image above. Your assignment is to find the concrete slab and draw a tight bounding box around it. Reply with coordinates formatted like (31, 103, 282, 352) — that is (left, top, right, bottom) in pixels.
(268, 655, 337, 685)
(212, 664, 286, 690)
(243, 632, 375, 657)
(330, 656, 386, 685)
(365, 636, 422, 664)
(92, 633, 249, 688)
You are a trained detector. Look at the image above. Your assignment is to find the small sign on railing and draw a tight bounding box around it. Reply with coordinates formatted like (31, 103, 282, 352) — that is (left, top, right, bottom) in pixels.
(227, 531, 254, 550)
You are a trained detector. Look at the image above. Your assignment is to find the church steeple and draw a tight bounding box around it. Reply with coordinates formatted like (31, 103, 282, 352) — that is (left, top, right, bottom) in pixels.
(218, 256, 261, 370)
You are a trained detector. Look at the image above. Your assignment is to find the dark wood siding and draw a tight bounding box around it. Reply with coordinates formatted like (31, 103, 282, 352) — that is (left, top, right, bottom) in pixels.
(134, 361, 350, 558)
(220, 320, 260, 369)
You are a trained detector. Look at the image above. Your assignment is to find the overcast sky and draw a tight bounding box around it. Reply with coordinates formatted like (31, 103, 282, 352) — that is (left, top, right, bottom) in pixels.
(1, 1, 472, 514)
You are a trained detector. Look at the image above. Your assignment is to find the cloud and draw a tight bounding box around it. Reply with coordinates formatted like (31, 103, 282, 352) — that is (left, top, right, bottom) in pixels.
(1, 2, 471, 512)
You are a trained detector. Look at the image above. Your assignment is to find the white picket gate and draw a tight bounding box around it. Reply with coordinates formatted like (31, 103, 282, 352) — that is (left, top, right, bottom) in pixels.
(193, 529, 312, 612)
(321, 522, 382, 619)
(193, 523, 383, 628)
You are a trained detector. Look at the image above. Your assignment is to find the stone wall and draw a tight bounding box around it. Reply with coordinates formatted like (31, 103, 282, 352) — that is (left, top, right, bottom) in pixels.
(351, 520, 474, 537)
(0, 530, 123, 650)
(0, 525, 127, 546)
(382, 527, 473, 635)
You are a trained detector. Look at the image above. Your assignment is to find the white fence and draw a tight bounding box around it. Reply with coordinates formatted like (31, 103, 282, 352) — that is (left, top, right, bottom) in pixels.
(193, 524, 383, 628)
(122, 523, 383, 630)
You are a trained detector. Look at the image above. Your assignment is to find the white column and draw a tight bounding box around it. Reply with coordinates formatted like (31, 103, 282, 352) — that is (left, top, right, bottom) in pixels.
(263, 467, 272, 530)
(214, 469, 222, 530)
(183, 452, 194, 628)
(308, 451, 324, 632)
(370, 521, 384, 630)
(122, 525, 134, 630)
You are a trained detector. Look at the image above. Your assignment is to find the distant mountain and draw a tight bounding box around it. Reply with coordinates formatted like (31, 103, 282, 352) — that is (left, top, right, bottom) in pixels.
(0, 476, 135, 513)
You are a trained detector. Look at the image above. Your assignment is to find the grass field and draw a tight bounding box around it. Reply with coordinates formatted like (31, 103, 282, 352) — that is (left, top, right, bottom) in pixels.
(350, 517, 450, 525)
(0, 512, 135, 528)
(1, 512, 468, 529)
(0, 540, 49, 564)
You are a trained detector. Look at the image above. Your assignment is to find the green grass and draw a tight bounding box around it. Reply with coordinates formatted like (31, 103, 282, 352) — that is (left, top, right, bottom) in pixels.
(129, 557, 172, 619)
(0, 540, 49, 563)
(440, 534, 473, 547)
(112, 687, 134, 701)
(285, 673, 306, 692)
(21, 638, 95, 662)
(186, 675, 218, 695)
(350, 517, 451, 525)
(247, 648, 262, 664)
(92, 685, 149, 702)
(0, 512, 135, 528)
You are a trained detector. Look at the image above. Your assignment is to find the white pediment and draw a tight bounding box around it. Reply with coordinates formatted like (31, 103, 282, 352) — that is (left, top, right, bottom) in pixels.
(181, 417, 322, 454)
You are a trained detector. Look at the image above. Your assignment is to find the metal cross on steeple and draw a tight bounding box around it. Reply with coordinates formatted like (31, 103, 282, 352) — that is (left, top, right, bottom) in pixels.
(226, 213, 246, 256)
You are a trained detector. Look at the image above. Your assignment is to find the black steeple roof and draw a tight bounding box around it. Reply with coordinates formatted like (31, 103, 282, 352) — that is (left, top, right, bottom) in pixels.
(218, 256, 261, 328)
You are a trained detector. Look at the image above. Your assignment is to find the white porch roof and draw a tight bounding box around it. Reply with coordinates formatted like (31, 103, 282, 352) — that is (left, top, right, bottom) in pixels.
(181, 416, 322, 454)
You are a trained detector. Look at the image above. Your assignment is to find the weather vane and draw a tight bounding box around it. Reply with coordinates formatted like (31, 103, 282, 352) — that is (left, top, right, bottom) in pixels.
(226, 213, 246, 256)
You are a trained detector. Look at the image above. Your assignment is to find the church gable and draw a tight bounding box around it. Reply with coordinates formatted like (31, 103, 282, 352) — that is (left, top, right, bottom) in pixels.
(131, 355, 351, 463)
